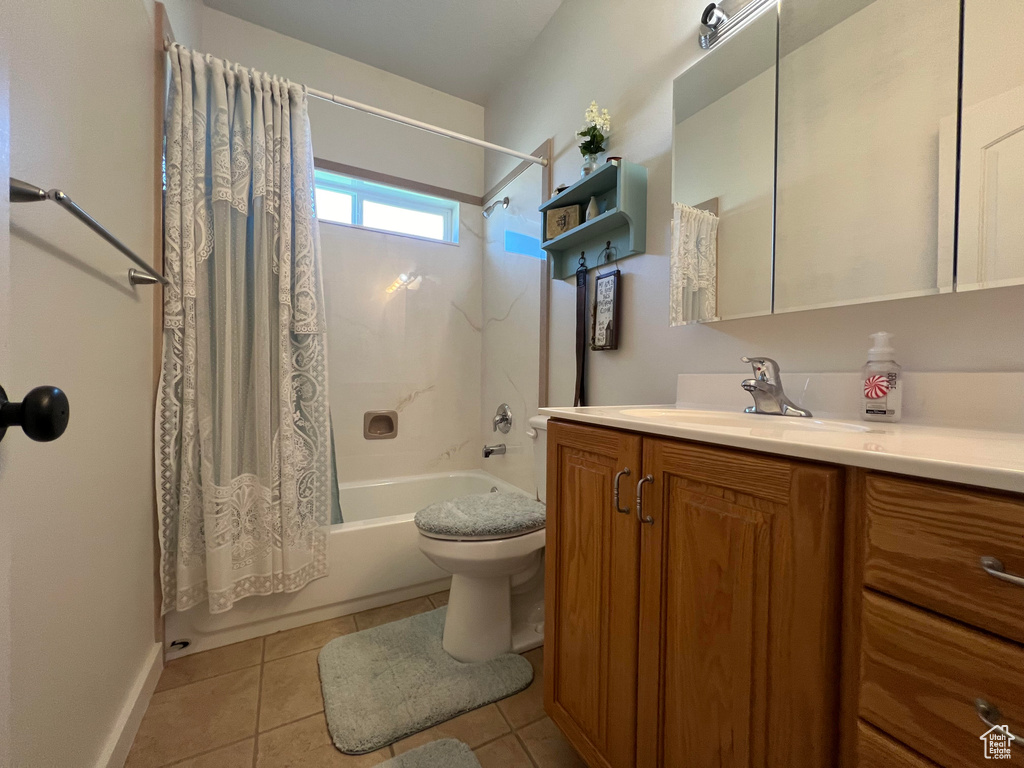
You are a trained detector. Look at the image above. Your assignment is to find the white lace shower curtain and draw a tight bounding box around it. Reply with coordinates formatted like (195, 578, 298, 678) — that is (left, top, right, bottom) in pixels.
(157, 48, 331, 614)
(670, 202, 720, 325)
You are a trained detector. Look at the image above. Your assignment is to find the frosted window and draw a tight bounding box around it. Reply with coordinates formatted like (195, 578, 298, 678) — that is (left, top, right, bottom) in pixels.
(314, 167, 458, 243)
(363, 201, 445, 241)
(315, 188, 353, 225)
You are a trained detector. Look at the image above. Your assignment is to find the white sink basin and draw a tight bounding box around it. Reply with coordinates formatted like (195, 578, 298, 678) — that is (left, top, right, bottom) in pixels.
(619, 408, 871, 433)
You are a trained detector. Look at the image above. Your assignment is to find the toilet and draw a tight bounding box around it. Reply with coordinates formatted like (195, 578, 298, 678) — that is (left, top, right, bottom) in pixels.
(415, 415, 549, 663)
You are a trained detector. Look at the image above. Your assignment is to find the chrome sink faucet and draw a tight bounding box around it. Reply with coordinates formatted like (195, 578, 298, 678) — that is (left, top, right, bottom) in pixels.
(740, 356, 812, 417)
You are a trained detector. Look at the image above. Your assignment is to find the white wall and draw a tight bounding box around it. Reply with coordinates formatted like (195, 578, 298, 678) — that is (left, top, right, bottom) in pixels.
(200, 10, 489, 484)
(154, 0, 204, 48)
(201, 8, 484, 198)
(2, 0, 173, 764)
(0, 28, 12, 768)
(485, 0, 1024, 408)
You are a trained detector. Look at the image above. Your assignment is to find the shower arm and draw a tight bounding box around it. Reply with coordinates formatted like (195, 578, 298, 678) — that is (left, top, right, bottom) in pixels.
(9, 177, 168, 286)
(482, 197, 510, 218)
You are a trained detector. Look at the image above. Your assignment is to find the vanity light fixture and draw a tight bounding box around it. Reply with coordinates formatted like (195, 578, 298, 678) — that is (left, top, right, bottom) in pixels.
(698, 0, 775, 49)
(700, 3, 729, 47)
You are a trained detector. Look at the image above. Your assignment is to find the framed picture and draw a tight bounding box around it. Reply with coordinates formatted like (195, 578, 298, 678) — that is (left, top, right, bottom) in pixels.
(591, 269, 620, 351)
(545, 204, 583, 241)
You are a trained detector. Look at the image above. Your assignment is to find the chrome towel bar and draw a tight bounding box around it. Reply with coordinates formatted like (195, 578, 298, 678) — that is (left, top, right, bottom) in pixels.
(10, 177, 167, 286)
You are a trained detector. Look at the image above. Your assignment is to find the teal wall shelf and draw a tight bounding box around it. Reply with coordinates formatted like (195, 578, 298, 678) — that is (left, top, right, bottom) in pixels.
(539, 160, 648, 279)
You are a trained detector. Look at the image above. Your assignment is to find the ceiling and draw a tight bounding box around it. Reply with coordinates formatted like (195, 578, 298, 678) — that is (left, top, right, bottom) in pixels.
(202, 0, 564, 105)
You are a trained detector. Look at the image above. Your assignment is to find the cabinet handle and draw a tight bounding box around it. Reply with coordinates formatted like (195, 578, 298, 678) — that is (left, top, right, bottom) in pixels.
(976, 698, 1022, 742)
(613, 468, 631, 514)
(980, 556, 1024, 588)
(636, 475, 654, 525)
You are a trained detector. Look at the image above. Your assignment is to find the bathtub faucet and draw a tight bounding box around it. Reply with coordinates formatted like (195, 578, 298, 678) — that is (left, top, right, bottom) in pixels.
(482, 443, 506, 458)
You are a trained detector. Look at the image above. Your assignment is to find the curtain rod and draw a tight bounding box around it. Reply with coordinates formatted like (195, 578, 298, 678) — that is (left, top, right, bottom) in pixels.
(164, 41, 548, 168)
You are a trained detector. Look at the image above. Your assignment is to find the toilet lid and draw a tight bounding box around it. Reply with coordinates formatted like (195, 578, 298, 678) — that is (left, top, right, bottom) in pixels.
(414, 492, 546, 541)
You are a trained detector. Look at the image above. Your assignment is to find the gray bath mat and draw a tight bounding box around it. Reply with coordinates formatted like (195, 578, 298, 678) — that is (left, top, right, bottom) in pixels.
(318, 608, 533, 754)
(379, 739, 482, 768)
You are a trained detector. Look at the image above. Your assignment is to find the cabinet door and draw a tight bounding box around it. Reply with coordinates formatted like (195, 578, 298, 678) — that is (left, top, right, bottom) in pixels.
(545, 420, 642, 768)
(636, 437, 843, 768)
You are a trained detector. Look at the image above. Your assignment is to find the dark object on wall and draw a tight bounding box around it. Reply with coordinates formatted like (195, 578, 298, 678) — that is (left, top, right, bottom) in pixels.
(591, 269, 621, 351)
(0, 384, 70, 444)
(598, 239, 619, 265)
(574, 253, 588, 407)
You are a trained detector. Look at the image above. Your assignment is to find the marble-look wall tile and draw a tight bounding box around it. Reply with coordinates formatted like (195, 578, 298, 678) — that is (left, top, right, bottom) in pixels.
(319, 176, 546, 490)
(480, 167, 545, 494)
(321, 211, 483, 483)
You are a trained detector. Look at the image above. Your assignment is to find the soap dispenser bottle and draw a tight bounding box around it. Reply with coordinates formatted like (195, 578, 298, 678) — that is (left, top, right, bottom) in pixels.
(862, 331, 902, 422)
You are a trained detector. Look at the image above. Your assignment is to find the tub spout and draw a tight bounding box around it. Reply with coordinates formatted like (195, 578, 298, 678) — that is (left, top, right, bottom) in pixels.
(482, 443, 506, 458)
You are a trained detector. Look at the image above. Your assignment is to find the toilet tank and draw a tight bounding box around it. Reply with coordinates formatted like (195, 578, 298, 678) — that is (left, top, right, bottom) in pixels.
(527, 415, 549, 503)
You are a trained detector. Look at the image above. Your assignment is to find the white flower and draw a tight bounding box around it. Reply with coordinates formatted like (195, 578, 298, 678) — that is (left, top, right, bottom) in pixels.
(582, 101, 612, 134)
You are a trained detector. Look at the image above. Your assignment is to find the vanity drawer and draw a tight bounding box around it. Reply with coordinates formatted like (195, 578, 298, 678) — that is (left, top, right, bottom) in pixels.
(857, 720, 938, 768)
(859, 592, 1024, 767)
(863, 473, 1024, 643)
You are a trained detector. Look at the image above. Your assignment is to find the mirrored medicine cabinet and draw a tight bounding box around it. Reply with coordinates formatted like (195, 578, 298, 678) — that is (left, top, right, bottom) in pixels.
(671, 0, 1024, 321)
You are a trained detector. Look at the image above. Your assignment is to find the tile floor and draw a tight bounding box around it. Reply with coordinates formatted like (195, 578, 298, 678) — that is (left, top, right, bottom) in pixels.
(127, 592, 586, 768)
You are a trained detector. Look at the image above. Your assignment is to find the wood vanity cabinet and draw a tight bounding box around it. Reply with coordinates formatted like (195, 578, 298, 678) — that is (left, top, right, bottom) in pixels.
(545, 419, 845, 768)
(544, 420, 643, 768)
(545, 418, 1024, 767)
(842, 471, 1024, 768)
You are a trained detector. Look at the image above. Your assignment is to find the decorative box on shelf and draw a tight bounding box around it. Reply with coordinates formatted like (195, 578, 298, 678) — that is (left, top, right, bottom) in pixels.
(545, 204, 584, 241)
(539, 159, 648, 279)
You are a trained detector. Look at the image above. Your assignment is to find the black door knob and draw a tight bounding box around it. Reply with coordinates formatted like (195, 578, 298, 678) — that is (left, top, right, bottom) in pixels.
(0, 384, 70, 443)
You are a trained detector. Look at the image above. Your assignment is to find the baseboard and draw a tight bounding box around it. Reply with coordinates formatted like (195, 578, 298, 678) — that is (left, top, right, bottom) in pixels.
(95, 641, 163, 768)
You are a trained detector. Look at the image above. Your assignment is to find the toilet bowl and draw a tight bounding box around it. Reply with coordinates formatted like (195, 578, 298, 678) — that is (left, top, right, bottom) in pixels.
(415, 415, 549, 663)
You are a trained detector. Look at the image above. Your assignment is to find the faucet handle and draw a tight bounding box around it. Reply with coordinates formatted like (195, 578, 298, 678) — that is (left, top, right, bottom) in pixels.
(492, 403, 512, 434)
(741, 356, 781, 383)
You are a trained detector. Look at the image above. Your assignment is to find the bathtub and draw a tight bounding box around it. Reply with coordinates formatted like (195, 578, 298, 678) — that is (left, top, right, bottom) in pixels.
(164, 470, 525, 657)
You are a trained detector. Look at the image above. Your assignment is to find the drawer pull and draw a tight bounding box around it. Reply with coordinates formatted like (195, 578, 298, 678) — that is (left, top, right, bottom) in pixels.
(980, 556, 1024, 588)
(613, 468, 631, 514)
(636, 475, 654, 525)
(976, 698, 1022, 742)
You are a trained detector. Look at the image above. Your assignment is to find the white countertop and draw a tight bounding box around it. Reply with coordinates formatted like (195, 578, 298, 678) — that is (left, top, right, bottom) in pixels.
(539, 404, 1024, 493)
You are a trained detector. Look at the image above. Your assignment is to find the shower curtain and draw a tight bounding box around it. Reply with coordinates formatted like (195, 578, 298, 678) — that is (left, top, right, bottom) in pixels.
(670, 202, 720, 325)
(157, 48, 332, 614)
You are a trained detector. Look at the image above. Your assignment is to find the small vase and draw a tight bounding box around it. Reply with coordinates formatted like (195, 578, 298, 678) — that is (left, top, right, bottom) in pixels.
(581, 154, 600, 177)
(586, 196, 600, 221)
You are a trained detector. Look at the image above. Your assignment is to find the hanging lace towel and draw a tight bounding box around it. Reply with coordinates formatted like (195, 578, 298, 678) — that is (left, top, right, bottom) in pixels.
(670, 203, 720, 325)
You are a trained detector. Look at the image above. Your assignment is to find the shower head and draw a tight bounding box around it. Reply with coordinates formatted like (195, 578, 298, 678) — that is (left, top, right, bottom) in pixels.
(482, 197, 510, 219)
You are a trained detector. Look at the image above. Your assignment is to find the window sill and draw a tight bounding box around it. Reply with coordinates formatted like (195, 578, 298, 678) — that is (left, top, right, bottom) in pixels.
(317, 218, 460, 247)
